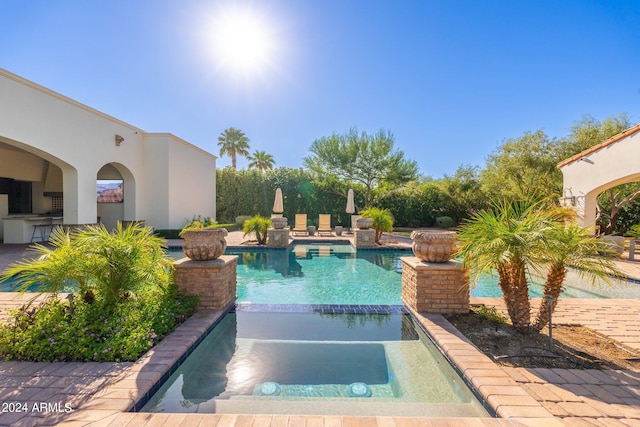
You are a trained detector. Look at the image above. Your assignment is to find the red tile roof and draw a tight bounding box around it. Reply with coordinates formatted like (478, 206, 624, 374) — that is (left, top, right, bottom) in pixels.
(557, 123, 640, 168)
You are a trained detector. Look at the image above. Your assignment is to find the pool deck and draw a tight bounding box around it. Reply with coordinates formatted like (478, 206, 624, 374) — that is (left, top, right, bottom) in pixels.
(1, 233, 640, 426)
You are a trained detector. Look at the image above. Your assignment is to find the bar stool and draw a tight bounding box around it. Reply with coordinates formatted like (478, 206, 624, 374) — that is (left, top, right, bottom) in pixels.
(31, 218, 53, 243)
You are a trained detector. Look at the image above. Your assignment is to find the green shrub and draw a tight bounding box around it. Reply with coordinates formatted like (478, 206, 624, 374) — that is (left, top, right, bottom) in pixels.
(475, 305, 508, 324)
(235, 215, 252, 225)
(0, 223, 197, 362)
(0, 285, 197, 362)
(436, 216, 454, 228)
(360, 207, 394, 243)
(154, 229, 182, 239)
(243, 215, 271, 245)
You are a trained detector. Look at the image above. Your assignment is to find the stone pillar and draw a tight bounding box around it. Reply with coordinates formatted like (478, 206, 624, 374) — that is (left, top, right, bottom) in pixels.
(174, 255, 238, 310)
(267, 228, 290, 248)
(354, 229, 376, 248)
(401, 256, 469, 314)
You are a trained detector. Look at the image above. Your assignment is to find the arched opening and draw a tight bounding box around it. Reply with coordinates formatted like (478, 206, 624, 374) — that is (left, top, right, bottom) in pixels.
(559, 124, 640, 233)
(584, 174, 640, 235)
(97, 163, 136, 230)
(0, 138, 72, 242)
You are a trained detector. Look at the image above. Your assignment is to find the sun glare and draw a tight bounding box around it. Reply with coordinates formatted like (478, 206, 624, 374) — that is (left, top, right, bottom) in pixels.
(208, 6, 276, 76)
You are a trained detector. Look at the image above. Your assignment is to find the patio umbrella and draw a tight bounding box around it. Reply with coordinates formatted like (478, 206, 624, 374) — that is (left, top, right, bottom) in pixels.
(346, 189, 355, 214)
(272, 188, 284, 214)
(346, 189, 355, 232)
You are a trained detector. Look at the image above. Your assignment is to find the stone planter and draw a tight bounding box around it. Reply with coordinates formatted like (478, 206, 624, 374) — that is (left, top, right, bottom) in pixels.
(271, 217, 288, 229)
(307, 226, 316, 236)
(356, 218, 373, 230)
(335, 225, 343, 236)
(181, 228, 228, 261)
(410, 230, 457, 263)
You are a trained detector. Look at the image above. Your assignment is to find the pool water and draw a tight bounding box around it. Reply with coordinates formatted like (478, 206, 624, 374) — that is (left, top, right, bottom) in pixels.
(212, 245, 640, 302)
(142, 308, 489, 417)
(3, 244, 639, 300)
(229, 244, 404, 305)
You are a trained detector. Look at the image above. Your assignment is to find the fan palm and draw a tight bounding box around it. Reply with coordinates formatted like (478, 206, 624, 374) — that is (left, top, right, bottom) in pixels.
(243, 215, 271, 245)
(1, 226, 90, 297)
(457, 201, 556, 332)
(458, 201, 624, 333)
(2, 222, 172, 308)
(247, 150, 275, 172)
(533, 223, 622, 330)
(217, 127, 250, 169)
(360, 207, 394, 243)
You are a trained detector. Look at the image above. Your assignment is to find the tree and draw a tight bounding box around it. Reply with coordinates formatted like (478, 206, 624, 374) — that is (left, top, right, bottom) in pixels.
(217, 127, 250, 169)
(596, 184, 640, 235)
(304, 128, 418, 206)
(457, 201, 621, 333)
(556, 113, 631, 160)
(533, 222, 620, 330)
(247, 150, 275, 172)
(243, 215, 271, 244)
(556, 113, 637, 234)
(360, 207, 394, 243)
(480, 131, 560, 203)
(458, 201, 549, 332)
(437, 165, 487, 222)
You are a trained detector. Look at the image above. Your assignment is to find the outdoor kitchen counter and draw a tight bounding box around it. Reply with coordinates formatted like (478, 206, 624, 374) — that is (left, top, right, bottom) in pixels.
(2, 215, 63, 244)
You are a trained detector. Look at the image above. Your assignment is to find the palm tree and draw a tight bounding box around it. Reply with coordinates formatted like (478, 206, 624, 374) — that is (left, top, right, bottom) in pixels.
(217, 127, 250, 169)
(533, 223, 621, 330)
(458, 201, 623, 333)
(247, 150, 275, 172)
(360, 207, 394, 243)
(457, 201, 555, 332)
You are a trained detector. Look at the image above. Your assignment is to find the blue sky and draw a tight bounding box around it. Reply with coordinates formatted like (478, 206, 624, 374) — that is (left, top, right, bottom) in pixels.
(2, 1, 639, 177)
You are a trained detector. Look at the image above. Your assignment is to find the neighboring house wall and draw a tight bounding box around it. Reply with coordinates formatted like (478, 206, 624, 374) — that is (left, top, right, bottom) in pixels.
(558, 124, 640, 232)
(0, 68, 216, 233)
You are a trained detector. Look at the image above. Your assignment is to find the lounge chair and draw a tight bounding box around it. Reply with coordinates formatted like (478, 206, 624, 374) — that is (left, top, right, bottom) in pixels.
(318, 214, 332, 236)
(294, 245, 308, 258)
(292, 214, 308, 236)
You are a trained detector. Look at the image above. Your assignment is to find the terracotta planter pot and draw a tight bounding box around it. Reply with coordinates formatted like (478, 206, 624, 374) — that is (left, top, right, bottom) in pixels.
(181, 228, 228, 261)
(271, 217, 288, 229)
(356, 218, 373, 230)
(410, 230, 457, 263)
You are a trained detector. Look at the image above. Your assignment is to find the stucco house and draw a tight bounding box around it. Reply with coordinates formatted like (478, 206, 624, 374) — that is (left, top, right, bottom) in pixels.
(0, 68, 216, 243)
(558, 123, 640, 232)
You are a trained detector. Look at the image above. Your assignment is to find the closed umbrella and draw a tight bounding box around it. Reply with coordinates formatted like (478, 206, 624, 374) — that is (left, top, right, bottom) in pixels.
(346, 189, 355, 232)
(272, 188, 284, 215)
(346, 189, 355, 214)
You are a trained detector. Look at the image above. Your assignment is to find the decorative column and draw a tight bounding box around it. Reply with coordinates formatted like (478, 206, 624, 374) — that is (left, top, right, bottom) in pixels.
(354, 229, 376, 248)
(401, 231, 469, 314)
(174, 256, 237, 310)
(174, 229, 237, 310)
(268, 217, 290, 248)
(354, 217, 376, 248)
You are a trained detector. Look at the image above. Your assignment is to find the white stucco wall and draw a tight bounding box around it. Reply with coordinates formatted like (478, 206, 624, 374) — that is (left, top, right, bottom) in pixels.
(0, 68, 216, 231)
(559, 125, 640, 231)
(143, 134, 216, 229)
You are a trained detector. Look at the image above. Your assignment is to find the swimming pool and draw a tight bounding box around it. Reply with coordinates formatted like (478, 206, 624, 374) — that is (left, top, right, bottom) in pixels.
(180, 244, 640, 301)
(229, 244, 405, 304)
(3, 243, 639, 299)
(142, 306, 489, 417)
